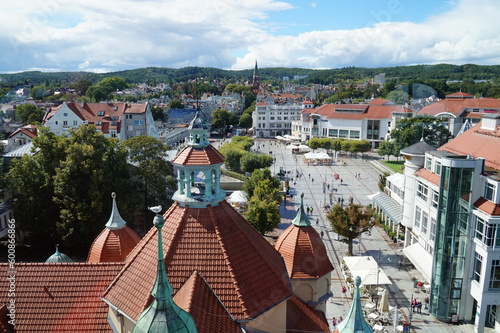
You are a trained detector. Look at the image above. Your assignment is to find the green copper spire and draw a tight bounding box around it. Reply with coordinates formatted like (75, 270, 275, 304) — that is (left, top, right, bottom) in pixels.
(336, 276, 373, 333)
(45, 244, 73, 263)
(132, 213, 198, 333)
(105, 192, 127, 230)
(292, 193, 311, 227)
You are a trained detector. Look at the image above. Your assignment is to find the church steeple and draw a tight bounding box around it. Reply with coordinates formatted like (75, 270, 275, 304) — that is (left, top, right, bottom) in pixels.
(132, 212, 198, 333)
(171, 113, 226, 208)
(252, 60, 260, 95)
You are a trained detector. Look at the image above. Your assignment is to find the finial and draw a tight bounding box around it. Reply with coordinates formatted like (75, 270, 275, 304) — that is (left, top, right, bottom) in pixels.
(355, 276, 361, 287)
(55, 244, 60, 254)
(111, 192, 116, 199)
(153, 214, 165, 228)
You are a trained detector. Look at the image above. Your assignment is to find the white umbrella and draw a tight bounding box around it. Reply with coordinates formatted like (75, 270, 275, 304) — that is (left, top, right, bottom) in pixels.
(379, 288, 390, 313)
(228, 191, 247, 204)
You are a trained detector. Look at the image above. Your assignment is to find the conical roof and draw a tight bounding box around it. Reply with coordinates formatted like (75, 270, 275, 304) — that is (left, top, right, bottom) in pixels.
(45, 245, 73, 263)
(336, 276, 373, 333)
(103, 201, 293, 321)
(275, 193, 334, 279)
(133, 214, 197, 333)
(400, 137, 436, 156)
(87, 193, 141, 263)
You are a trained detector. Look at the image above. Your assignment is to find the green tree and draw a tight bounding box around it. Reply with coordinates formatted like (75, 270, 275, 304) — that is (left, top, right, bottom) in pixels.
(244, 168, 280, 199)
(238, 113, 253, 131)
(122, 135, 175, 211)
(386, 90, 410, 105)
(327, 198, 377, 256)
(390, 115, 453, 148)
(15, 104, 45, 124)
(72, 78, 93, 96)
(377, 140, 395, 161)
(9, 126, 137, 250)
(150, 106, 166, 121)
(245, 198, 281, 235)
(211, 108, 236, 131)
(168, 99, 183, 109)
(240, 153, 274, 174)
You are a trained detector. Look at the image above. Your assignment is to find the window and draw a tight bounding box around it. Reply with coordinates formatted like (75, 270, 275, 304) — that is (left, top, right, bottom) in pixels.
(417, 182, 428, 201)
(339, 130, 348, 138)
(435, 161, 442, 175)
(475, 217, 485, 241)
(490, 260, 500, 289)
(55, 121, 58, 125)
(328, 129, 338, 137)
(422, 212, 428, 235)
(430, 218, 437, 241)
(97, 111, 105, 116)
(426, 157, 432, 170)
(126, 114, 132, 119)
(473, 252, 483, 282)
(63, 121, 68, 126)
(485, 182, 496, 201)
(414, 206, 421, 229)
(484, 223, 497, 247)
(73, 120, 78, 126)
(432, 191, 439, 208)
(111, 116, 119, 121)
(95, 121, 102, 126)
(111, 121, 118, 126)
(133, 120, 145, 126)
(350, 130, 360, 139)
(270, 117, 275, 120)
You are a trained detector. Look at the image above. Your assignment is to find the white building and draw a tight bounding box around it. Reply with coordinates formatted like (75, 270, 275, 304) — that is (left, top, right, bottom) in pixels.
(293, 99, 412, 148)
(44, 102, 158, 140)
(400, 114, 500, 332)
(252, 101, 314, 138)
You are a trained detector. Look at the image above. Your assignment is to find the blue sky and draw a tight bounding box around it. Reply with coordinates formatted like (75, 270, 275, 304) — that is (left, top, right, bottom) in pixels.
(1, 0, 499, 73)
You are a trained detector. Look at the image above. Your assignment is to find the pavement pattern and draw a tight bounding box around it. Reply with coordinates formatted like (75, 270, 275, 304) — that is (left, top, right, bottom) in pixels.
(252, 138, 479, 333)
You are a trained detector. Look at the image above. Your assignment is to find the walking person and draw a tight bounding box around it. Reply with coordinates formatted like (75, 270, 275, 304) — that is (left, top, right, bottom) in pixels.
(332, 317, 336, 330)
(342, 285, 346, 298)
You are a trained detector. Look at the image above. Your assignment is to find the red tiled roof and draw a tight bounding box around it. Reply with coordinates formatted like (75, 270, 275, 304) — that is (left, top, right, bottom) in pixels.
(275, 225, 334, 279)
(256, 102, 268, 106)
(418, 97, 500, 117)
(44, 102, 146, 134)
(286, 296, 329, 332)
(103, 201, 293, 321)
(446, 92, 474, 98)
(368, 99, 391, 105)
(172, 145, 225, 165)
(173, 271, 241, 333)
(415, 168, 440, 186)
(8, 125, 38, 139)
(0, 262, 124, 332)
(87, 226, 141, 263)
(438, 122, 500, 170)
(308, 104, 412, 120)
(473, 197, 500, 216)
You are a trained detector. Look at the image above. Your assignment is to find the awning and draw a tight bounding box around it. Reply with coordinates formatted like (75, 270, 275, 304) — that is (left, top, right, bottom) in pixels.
(403, 243, 433, 282)
(369, 192, 402, 224)
(343, 256, 392, 286)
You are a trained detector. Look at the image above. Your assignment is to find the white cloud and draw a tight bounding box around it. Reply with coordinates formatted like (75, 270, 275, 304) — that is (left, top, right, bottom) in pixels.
(0, 0, 499, 72)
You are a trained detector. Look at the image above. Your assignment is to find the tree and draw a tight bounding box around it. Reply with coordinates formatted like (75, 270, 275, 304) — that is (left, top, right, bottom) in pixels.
(244, 168, 280, 199)
(240, 153, 274, 174)
(238, 113, 253, 131)
(72, 78, 93, 96)
(327, 198, 377, 256)
(211, 108, 236, 131)
(377, 140, 395, 161)
(168, 99, 183, 109)
(245, 198, 281, 235)
(150, 106, 166, 121)
(8, 126, 138, 250)
(390, 115, 453, 149)
(15, 104, 45, 124)
(122, 135, 175, 211)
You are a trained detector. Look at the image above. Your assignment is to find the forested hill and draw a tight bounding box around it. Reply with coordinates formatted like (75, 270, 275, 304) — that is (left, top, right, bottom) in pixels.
(2, 63, 500, 86)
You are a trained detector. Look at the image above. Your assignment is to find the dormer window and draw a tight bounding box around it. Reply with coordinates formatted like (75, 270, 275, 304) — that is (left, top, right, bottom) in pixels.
(98, 111, 105, 116)
(95, 121, 102, 126)
(112, 116, 119, 121)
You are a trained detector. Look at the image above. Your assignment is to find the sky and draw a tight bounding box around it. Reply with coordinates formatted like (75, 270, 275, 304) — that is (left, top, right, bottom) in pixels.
(1, 0, 500, 73)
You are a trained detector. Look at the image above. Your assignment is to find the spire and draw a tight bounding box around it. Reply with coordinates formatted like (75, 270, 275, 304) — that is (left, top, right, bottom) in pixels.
(336, 276, 373, 333)
(105, 192, 127, 230)
(186, 112, 210, 148)
(45, 244, 73, 263)
(292, 193, 311, 227)
(132, 212, 198, 333)
(253, 60, 258, 77)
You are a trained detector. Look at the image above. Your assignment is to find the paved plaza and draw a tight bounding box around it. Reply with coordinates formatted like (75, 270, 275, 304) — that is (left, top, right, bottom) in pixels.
(252, 138, 478, 333)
